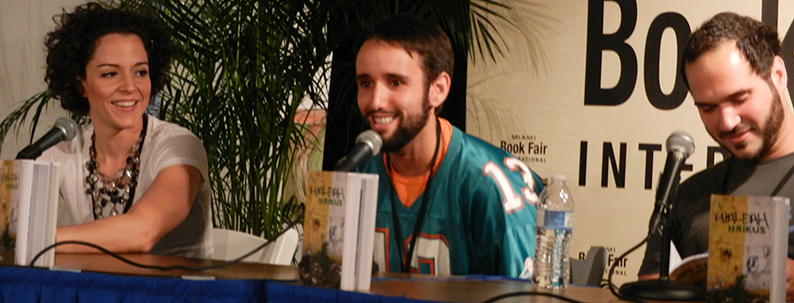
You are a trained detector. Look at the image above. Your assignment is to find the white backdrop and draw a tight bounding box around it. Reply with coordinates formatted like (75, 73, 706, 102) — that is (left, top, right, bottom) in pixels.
(467, 0, 794, 284)
(0, 0, 79, 160)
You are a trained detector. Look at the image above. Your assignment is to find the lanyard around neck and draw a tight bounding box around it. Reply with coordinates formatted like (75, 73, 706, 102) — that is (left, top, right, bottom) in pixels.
(386, 117, 441, 273)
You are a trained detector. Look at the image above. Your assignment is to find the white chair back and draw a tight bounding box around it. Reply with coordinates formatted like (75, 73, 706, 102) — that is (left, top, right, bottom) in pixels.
(211, 228, 299, 265)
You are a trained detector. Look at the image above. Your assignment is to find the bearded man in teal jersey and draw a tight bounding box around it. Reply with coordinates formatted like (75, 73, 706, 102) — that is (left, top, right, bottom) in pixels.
(354, 14, 544, 277)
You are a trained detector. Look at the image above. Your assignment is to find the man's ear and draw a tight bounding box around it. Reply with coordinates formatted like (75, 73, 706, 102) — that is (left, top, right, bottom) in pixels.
(427, 72, 451, 109)
(772, 55, 788, 94)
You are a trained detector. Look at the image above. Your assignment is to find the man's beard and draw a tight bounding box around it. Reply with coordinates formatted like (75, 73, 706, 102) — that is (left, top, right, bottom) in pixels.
(717, 84, 784, 162)
(380, 95, 432, 153)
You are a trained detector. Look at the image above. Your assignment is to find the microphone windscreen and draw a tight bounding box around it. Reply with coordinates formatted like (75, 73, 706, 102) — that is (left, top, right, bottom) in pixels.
(666, 131, 695, 158)
(356, 130, 382, 156)
(55, 117, 77, 141)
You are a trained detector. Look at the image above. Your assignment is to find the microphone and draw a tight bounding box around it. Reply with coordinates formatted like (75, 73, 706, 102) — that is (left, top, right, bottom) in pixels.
(16, 117, 77, 160)
(334, 130, 382, 172)
(650, 131, 695, 233)
(617, 131, 703, 302)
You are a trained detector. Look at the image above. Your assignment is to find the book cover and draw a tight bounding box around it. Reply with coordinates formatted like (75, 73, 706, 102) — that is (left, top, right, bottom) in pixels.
(0, 160, 60, 267)
(707, 195, 788, 303)
(299, 170, 378, 291)
(0, 160, 24, 265)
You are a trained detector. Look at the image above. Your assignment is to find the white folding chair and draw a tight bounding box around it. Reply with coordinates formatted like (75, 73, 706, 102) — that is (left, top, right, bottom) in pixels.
(211, 228, 299, 266)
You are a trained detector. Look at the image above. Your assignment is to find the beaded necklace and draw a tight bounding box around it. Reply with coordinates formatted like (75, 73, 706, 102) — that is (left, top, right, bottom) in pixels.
(85, 115, 148, 219)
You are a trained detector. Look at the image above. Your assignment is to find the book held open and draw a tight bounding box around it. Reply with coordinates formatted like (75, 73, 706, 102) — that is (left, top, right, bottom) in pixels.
(669, 252, 708, 287)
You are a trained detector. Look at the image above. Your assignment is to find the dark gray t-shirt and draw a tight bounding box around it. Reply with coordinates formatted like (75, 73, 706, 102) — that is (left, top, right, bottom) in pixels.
(639, 152, 794, 275)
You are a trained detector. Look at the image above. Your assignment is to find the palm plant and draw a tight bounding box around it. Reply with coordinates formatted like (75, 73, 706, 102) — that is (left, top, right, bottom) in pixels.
(0, 0, 546, 240)
(121, 0, 334, 238)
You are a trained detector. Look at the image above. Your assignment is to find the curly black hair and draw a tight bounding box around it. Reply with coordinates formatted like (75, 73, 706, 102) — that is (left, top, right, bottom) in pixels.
(681, 12, 781, 88)
(45, 2, 175, 116)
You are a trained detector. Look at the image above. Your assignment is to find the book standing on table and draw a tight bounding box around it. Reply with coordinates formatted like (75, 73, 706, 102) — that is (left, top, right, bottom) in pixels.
(300, 170, 378, 291)
(0, 160, 60, 267)
(707, 195, 788, 302)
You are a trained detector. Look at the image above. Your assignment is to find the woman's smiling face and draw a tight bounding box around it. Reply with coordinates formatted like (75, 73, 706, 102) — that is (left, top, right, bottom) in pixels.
(80, 33, 150, 131)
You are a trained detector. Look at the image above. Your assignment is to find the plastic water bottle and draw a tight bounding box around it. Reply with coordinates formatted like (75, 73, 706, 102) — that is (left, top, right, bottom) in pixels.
(532, 174, 574, 289)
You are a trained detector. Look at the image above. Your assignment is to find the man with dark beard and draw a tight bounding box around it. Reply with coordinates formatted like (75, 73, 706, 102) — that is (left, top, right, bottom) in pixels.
(638, 13, 794, 300)
(354, 14, 543, 277)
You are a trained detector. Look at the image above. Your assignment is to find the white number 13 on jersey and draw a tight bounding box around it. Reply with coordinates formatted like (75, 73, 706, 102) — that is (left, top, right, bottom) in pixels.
(483, 158, 539, 214)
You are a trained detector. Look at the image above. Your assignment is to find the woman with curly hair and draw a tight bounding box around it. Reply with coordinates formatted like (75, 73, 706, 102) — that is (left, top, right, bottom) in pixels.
(38, 2, 212, 258)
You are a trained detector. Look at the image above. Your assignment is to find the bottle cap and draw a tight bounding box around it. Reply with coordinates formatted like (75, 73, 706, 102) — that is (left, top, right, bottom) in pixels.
(550, 174, 567, 182)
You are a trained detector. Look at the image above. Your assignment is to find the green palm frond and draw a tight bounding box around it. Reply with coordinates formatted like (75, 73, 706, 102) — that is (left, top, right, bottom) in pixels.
(0, 92, 56, 156)
(113, 0, 334, 238)
(0, 92, 87, 157)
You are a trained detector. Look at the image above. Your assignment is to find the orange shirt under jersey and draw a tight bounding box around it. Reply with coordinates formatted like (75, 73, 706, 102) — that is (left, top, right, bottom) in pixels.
(383, 118, 453, 208)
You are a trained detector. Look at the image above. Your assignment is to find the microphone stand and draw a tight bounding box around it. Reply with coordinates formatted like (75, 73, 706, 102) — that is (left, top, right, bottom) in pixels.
(619, 179, 705, 301)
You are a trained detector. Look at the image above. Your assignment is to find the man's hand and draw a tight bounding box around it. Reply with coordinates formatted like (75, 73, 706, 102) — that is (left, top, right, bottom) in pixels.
(787, 258, 794, 302)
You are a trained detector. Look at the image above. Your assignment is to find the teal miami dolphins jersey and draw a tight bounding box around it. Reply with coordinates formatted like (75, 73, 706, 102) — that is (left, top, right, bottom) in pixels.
(358, 125, 542, 277)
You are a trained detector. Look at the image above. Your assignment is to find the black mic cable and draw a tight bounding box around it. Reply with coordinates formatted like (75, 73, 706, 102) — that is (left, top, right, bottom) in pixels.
(29, 219, 302, 273)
